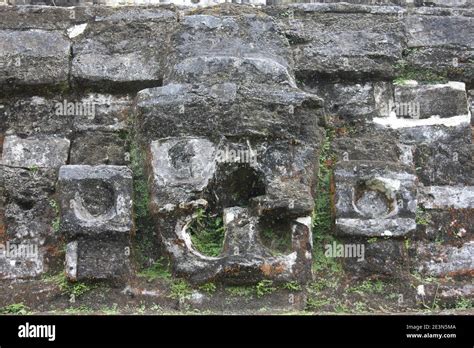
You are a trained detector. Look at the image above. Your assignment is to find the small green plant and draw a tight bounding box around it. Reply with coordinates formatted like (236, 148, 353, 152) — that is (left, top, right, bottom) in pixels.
(312, 129, 343, 276)
(199, 282, 217, 294)
(64, 305, 93, 314)
(306, 297, 330, 311)
(282, 281, 302, 292)
(353, 301, 367, 313)
(455, 298, 473, 310)
(226, 285, 254, 298)
(49, 199, 60, 232)
(188, 208, 225, 257)
(43, 273, 93, 298)
(137, 258, 172, 282)
(101, 304, 119, 315)
(256, 280, 276, 298)
(28, 165, 39, 174)
(416, 207, 431, 226)
(169, 280, 192, 302)
(394, 59, 448, 85)
(367, 237, 378, 244)
(348, 280, 385, 295)
(0, 303, 30, 314)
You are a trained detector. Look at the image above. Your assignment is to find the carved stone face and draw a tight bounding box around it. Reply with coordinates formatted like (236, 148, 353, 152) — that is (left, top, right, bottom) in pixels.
(134, 14, 323, 284)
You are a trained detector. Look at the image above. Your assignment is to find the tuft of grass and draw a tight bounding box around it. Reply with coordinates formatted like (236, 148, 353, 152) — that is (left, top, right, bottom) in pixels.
(348, 280, 385, 295)
(188, 208, 225, 257)
(226, 285, 254, 298)
(43, 273, 93, 299)
(168, 280, 192, 302)
(137, 258, 172, 282)
(0, 303, 30, 314)
(199, 282, 217, 294)
(394, 60, 448, 85)
(64, 305, 93, 315)
(416, 207, 431, 226)
(282, 281, 302, 292)
(455, 298, 473, 310)
(256, 280, 276, 298)
(306, 297, 330, 311)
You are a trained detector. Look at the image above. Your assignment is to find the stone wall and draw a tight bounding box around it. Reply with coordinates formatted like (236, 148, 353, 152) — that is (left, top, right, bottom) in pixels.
(0, 2, 472, 302)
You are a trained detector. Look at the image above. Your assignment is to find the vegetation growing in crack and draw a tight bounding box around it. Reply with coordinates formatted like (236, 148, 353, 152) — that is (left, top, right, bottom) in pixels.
(256, 280, 276, 298)
(49, 198, 60, 233)
(415, 206, 431, 226)
(312, 128, 343, 275)
(43, 273, 93, 299)
(394, 59, 448, 85)
(129, 140, 159, 269)
(137, 257, 172, 282)
(168, 279, 192, 302)
(0, 303, 30, 314)
(188, 208, 225, 257)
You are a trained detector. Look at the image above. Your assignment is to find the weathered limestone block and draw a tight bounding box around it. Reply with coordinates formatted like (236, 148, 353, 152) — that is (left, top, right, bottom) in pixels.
(406, 11, 473, 48)
(343, 240, 409, 278)
(1, 96, 74, 137)
(405, 10, 474, 86)
(0, 29, 70, 89)
(135, 83, 322, 143)
(373, 83, 472, 186)
(72, 94, 132, 132)
(275, 3, 405, 80)
(394, 82, 469, 119)
(165, 14, 294, 85)
(71, 9, 176, 91)
(334, 160, 417, 237)
(1, 135, 70, 168)
(70, 132, 129, 165)
(58, 165, 133, 281)
(1, 94, 131, 138)
(415, 241, 474, 278)
(416, 209, 473, 244)
(307, 82, 392, 123)
(0, 166, 58, 279)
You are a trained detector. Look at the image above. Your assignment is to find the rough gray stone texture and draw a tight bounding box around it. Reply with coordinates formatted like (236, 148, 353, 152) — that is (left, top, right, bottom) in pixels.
(58, 165, 133, 238)
(272, 3, 405, 80)
(1, 135, 70, 168)
(71, 9, 176, 91)
(308, 82, 393, 123)
(404, 9, 474, 86)
(70, 132, 129, 165)
(58, 165, 133, 281)
(0, 166, 58, 279)
(343, 240, 409, 278)
(334, 160, 417, 237)
(0, 29, 70, 89)
(416, 241, 474, 277)
(403, 125, 473, 186)
(136, 82, 322, 144)
(1, 96, 74, 137)
(394, 82, 469, 119)
(65, 239, 130, 281)
(164, 14, 294, 86)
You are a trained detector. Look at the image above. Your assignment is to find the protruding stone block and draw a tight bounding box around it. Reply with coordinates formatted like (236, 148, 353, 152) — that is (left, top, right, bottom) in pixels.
(58, 165, 133, 281)
(0, 29, 70, 88)
(1, 135, 70, 168)
(393, 82, 469, 119)
(334, 161, 417, 237)
(71, 9, 176, 91)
